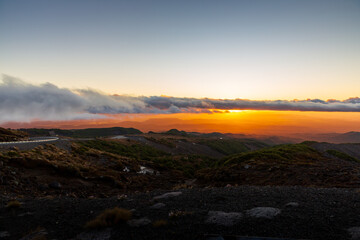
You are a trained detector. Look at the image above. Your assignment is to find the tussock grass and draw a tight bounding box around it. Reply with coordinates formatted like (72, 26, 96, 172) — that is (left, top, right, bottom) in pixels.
(22, 227, 47, 240)
(152, 220, 168, 227)
(6, 200, 21, 209)
(85, 207, 132, 229)
(326, 149, 360, 163)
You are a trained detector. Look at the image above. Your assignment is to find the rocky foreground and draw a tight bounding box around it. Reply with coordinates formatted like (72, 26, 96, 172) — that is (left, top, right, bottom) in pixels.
(1, 186, 360, 240)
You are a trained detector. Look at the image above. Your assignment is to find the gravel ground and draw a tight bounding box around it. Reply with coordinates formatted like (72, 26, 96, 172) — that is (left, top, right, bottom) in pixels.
(1, 185, 360, 240)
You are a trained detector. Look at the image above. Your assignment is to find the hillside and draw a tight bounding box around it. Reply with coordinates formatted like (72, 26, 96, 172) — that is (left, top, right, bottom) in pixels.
(3, 134, 360, 239)
(20, 127, 142, 138)
(2, 136, 360, 201)
(136, 133, 268, 158)
(198, 143, 360, 187)
(308, 141, 360, 161)
(0, 127, 28, 142)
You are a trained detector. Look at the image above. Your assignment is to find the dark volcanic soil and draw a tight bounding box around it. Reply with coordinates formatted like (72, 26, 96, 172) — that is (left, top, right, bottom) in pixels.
(1, 186, 360, 240)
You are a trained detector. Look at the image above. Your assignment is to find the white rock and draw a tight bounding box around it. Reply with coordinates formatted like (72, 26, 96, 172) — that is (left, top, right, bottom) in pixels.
(206, 211, 243, 226)
(137, 166, 154, 175)
(150, 203, 166, 209)
(18, 212, 34, 217)
(246, 207, 281, 219)
(285, 202, 299, 207)
(0, 231, 10, 238)
(75, 228, 111, 240)
(348, 227, 360, 240)
(153, 192, 182, 200)
(127, 217, 151, 227)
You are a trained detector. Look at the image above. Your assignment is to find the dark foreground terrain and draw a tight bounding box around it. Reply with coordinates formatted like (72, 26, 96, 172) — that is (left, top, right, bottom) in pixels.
(1, 186, 360, 240)
(2, 128, 360, 240)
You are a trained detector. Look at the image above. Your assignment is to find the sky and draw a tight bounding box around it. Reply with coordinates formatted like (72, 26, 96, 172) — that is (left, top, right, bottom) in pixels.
(0, 0, 359, 134)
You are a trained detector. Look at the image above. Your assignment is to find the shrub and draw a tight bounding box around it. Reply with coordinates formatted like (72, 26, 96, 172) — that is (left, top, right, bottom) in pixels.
(326, 149, 360, 162)
(85, 207, 132, 229)
(22, 227, 47, 240)
(6, 200, 21, 209)
(152, 220, 168, 227)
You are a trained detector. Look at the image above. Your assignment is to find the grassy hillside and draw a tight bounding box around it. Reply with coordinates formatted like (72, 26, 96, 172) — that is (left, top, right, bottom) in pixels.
(197, 143, 360, 187)
(76, 139, 214, 177)
(326, 149, 360, 163)
(0, 127, 28, 142)
(3, 135, 360, 198)
(218, 143, 321, 166)
(21, 127, 142, 138)
(199, 138, 268, 155)
(77, 139, 167, 160)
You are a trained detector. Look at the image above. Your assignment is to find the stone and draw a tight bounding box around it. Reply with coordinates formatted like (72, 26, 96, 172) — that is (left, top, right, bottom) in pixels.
(206, 211, 243, 226)
(18, 212, 34, 217)
(153, 192, 182, 200)
(285, 202, 299, 207)
(127, 217, 151, 227)
(74, 229, 111, 240)
(246, 207, 281, 219)
(0, 231, 10, 238)
(19, 229, 47, 240)
(150, 203, 166, 209)
(137, 166, 154, 175)
(49, 181, 62, 189)
(244, 164, 251, 169)
(38, 184, 48, 191)
(348, 227, 360, 240)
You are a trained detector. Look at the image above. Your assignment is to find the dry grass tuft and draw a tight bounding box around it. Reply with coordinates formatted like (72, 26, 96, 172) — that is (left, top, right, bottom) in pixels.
(22, 226, 47, 240)
(152, 219, 168, 228)
(6, 200, 21, 209)
(85, 207, 132, 229)
(168, 210, 193, 218)
(172, 183, 193, 190)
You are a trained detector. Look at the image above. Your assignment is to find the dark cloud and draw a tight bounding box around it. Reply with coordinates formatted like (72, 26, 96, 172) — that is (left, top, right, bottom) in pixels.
(1, 75, 359, 123)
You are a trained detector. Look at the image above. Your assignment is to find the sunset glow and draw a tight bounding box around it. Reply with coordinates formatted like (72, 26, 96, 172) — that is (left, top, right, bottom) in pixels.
(3, 110, 359, 137)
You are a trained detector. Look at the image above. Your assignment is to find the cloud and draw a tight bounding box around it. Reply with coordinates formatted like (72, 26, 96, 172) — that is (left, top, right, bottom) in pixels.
(1, 75, 360, 123)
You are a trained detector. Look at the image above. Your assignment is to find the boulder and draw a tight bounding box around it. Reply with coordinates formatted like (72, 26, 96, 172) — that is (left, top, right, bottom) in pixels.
(246, 207, 281, 219)
(49, 181, 62, 189)
(206, 211, 243, 226)
(153, 192, 182, 200)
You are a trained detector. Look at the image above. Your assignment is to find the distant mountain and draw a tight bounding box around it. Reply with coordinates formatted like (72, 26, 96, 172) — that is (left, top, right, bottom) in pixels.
(164, 129, 188, 136)
(300, 131, 360, 143)
(0, 127, 28, 142)
(228, 133, 302, 145)
(307, 141, 360, 161)
(328, 132, 360, 143)
(20, 127, 142, 138)
(163, 129, 230, 138)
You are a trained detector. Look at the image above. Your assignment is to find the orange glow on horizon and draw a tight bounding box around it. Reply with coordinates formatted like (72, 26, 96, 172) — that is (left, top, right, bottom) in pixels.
(2, 110, 360, 137)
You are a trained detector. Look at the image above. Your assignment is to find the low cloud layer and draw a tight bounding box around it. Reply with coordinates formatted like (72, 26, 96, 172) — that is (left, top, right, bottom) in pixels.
(1, 75, 360, 123)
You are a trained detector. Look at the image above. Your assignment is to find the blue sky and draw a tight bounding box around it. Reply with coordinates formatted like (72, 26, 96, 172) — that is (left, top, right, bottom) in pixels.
(1, 0, 359, 99)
